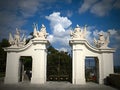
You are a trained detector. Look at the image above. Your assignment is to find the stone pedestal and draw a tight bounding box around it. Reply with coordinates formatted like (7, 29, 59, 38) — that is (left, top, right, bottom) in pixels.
(31, 39, 48, 84)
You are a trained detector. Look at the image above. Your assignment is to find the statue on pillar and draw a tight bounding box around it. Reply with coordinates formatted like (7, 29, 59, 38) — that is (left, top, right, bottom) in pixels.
(8, 28, 26, 47)
(33, 24, 48, 39)
(14, 28, 20, 46)
(70, 25, 87, 39)
(94, 32, 110, 48)
(9, 33, 14, 45)
(33, 23, 38, 38)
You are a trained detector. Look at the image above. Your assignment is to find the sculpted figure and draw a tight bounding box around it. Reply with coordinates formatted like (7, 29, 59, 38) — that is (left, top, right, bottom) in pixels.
(33, 23, 38, 38)
(9, 33, 14, 45)
(70, 25, 81, 39)
(8, 28, 26, 47)
(14, 28, 20, 45)
(33, 24, 47, 39)
(70, 25, 87, 39)
(38, 24, 47, 39)
(94, 32, 110, 48)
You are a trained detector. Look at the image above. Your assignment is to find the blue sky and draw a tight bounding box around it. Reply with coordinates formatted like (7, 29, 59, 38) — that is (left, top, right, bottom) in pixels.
(0, 0, 120, 66)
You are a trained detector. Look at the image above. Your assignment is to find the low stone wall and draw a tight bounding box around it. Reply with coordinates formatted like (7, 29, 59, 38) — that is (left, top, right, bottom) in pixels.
(107, 74, 120, 89)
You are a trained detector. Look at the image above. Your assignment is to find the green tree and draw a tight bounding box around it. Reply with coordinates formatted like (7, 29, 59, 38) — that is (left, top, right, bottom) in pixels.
(0, 39, 10, 75)
(47, 45, 72, 82)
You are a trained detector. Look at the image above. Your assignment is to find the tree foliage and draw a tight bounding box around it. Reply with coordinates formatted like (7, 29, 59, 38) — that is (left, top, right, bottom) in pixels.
(47, 45, 72, 81)
(0, 39, 10, 73)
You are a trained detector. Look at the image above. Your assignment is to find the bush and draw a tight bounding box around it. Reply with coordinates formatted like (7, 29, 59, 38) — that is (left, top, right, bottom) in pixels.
(107, 74, 120, 89)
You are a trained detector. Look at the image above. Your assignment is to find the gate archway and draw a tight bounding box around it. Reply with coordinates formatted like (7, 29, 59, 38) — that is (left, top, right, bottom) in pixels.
(85, 57, 99, 83)
(47, 46, 72, 82)
(69, 25, 115, 84)
(4, 24, 48, 84)
(19, 56, 32, 82)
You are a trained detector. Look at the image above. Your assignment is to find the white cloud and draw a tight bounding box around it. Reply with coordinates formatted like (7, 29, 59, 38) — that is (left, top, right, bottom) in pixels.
(79, 0, 118, 17)
(53, 24, 65, 35)
(110, 30, 120, 41)
(108, 29, 120, 48)
(90, 0, 114, 17)
(46, 12, 72, 29)
(108, 29, 117, 35)
(45, 10, 120, 65)
(79, 0, 98, 13)
(46, 12, 72, 52)
(58, 47, 68, 52)
(45, 12, 98, 52)
(47, 35, 54, 43)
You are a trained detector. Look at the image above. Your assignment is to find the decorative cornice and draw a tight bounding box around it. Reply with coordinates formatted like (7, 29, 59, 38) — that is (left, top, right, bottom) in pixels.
(69, 39, 115, 53)
(3, 39, 49, 52)
(32, 38, 49, 44)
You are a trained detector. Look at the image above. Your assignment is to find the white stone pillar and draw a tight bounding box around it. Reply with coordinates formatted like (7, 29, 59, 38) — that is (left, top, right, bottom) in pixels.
(102, 53, 114, 79)
(70, 41, 86, 85)
(4, 52, 20, 84)
(75, 49, 86, 84)
(72, 47, 75, 84)
(98, 56, 104, 84)
(31, 39, 48, 84)
(98, 52, 114, 84)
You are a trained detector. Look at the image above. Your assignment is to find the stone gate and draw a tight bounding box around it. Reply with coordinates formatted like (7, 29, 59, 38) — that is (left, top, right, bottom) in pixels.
(4, 24, 115, 84)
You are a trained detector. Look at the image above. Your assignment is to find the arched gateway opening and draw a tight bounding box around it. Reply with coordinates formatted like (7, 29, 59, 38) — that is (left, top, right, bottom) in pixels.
(19, 56, 32, 82)
(47, 46, 72, 82)
(4, 24, 115, 85)
(85, 57, 99, 83)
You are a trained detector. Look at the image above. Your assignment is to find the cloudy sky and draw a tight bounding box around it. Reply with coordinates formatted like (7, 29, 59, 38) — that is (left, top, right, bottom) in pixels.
(0, 0, 120, 66)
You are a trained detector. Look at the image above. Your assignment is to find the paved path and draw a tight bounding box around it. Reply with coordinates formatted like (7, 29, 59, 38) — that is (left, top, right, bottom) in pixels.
(0, 81, 118, 90)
